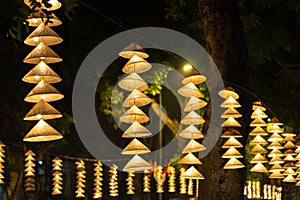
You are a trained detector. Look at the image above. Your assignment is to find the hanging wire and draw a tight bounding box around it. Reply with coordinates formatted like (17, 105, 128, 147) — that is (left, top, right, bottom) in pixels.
(78, 0, 161, 48)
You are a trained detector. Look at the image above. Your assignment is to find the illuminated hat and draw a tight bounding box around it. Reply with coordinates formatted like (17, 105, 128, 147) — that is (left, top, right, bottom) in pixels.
(182, 75, 206, 85)
(120, 105, 149, 123)
(178, 125, 204, 139)
(222, 137, 243, 148)
(119, 43, 149, 59)
(222, 147, 243, 158)
(184, 96, 207, 112)
(118, 73, 148, 91)
(250, 163, 268, 173)
(178, 152, 202, 165)
(122, 55, 151, 74)
(123, 89, 152, 107)
(180, 111, 205, 125)
(24, 99, 62, 120)
(223, 157, 244, 169)
(178, 83, 202, 98)
(122, 121, 152, 138)
(182, 139, 206, 153)
(123, 154, 151, 172)
(121, 138, 151, 155)
(181, 166, 205, 180)
(218, 87, 239, 99)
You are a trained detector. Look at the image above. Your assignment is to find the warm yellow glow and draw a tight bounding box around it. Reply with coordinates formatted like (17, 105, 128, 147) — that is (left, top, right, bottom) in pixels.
(183, 64, 193, 71)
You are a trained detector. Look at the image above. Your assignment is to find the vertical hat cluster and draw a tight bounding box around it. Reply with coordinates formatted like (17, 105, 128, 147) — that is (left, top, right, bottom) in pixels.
(52, 157, 63, 195)
(24, 150, 36, 192)
(23, 0, 63, 142)
(177, 74, 207, 195)
(126, 172, 135, 194)
(93, 161, 103, 198)
(109, 164, 118, 197)
(117, 43, 153, 172)
(249, 102, 269, 173)
(143, 169, 151, 192)
(0, 142, 5, 184)
(219, 87, 245, 169)
(75, 160, 86, 198)
(267, 117, 285, 179)
(281, 129, 297, 183)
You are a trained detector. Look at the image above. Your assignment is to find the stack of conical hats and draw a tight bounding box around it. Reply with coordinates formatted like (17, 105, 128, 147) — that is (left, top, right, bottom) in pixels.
(219, 87, 244, 169)
(118, 43, 153, 173)
(23, 1, 63, 142)
(249, 101, 269, 173)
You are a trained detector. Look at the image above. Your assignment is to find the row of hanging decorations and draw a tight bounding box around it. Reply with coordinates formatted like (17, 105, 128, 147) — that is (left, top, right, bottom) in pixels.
(19, 1, 300, 198)
(22, 150, 205, 197)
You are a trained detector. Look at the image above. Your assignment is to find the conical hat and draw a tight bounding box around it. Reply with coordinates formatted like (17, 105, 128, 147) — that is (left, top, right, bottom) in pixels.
(22, 61, 61, 84)
(251, 108, 268, 119)
(269, 164, 284, 172)
(24, 42, 62, 64)
(123, 154, 151, 172)
(249, 135, 268, 145)
(118, 73, 148, 91)
(178, 152, 202, 165)
(269, 171, 284, 179)
(267, 141, 283, 149)
(123, 89, 152, 107)
(25, 150, 36, 156)
(25, 161, 36, 167)
(222, 137, 243, 148)
(26, 10, 62, 27)
(296, 146, 300, 154)
(250, 153, 268, 163)
(25, 80, 64, 103)
(24, 166, 35, 172)
(184, 96, 207, 112)
(284, 141, 296, 149)
(218, 87, 239, 99)
(182, 139, 206, 153)
(23, 119, 63, 142)
(180, 111, 205, 125)
(177, 83, 202, 98)
(269, 117, 283, 126)
(284, 162, 297, 169)
(268, 124, 283, 133)
(119, 43, 149, 59)
(284, 135, 296, 142)
(223, 157, 244, 169)
(283, 174, 296, 183)
(220, 96, 241, 108)
(221, 116, 241, 127)
(250, 144, 267, 154)
(122, 55, 152, 73)
(283, 154, 296, 162)
(24, 23, 63, 46)
(222, 147, 243, 158)
(267, 133, 283, 142)
(250, 117, 267, 127)
(269, 156, 284, 165)
(282, 129, 296, 137)
(52, 188, 62, 195)
(250, 163, 268, 173)
(268, 149, 283, 157)
(121, 138, 150, 155)
(24, 99, 62, 120)
(283, 167, 296, 176)
(221, 106, 242, 118)
(178, 125, 204, 139)
(24, 0, 62, 11)
(249, 126, 267, 136)
(122, 121, 152, 138)
(182, 75, 206, 85)
(221, 128, 242, 138)
(120, 105, 149, 123)
(252, 101, 266, 111)
(181, 166, 205, 180)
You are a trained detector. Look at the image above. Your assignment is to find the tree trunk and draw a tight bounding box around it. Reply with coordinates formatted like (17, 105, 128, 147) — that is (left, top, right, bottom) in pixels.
(197, 0, 250, 199)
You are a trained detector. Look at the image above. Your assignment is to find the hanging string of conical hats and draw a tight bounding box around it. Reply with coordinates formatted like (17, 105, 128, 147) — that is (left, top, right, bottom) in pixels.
(22, 0, 63, 142)
(177, 73, 207, 196)
(117, 43, 153, 173)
